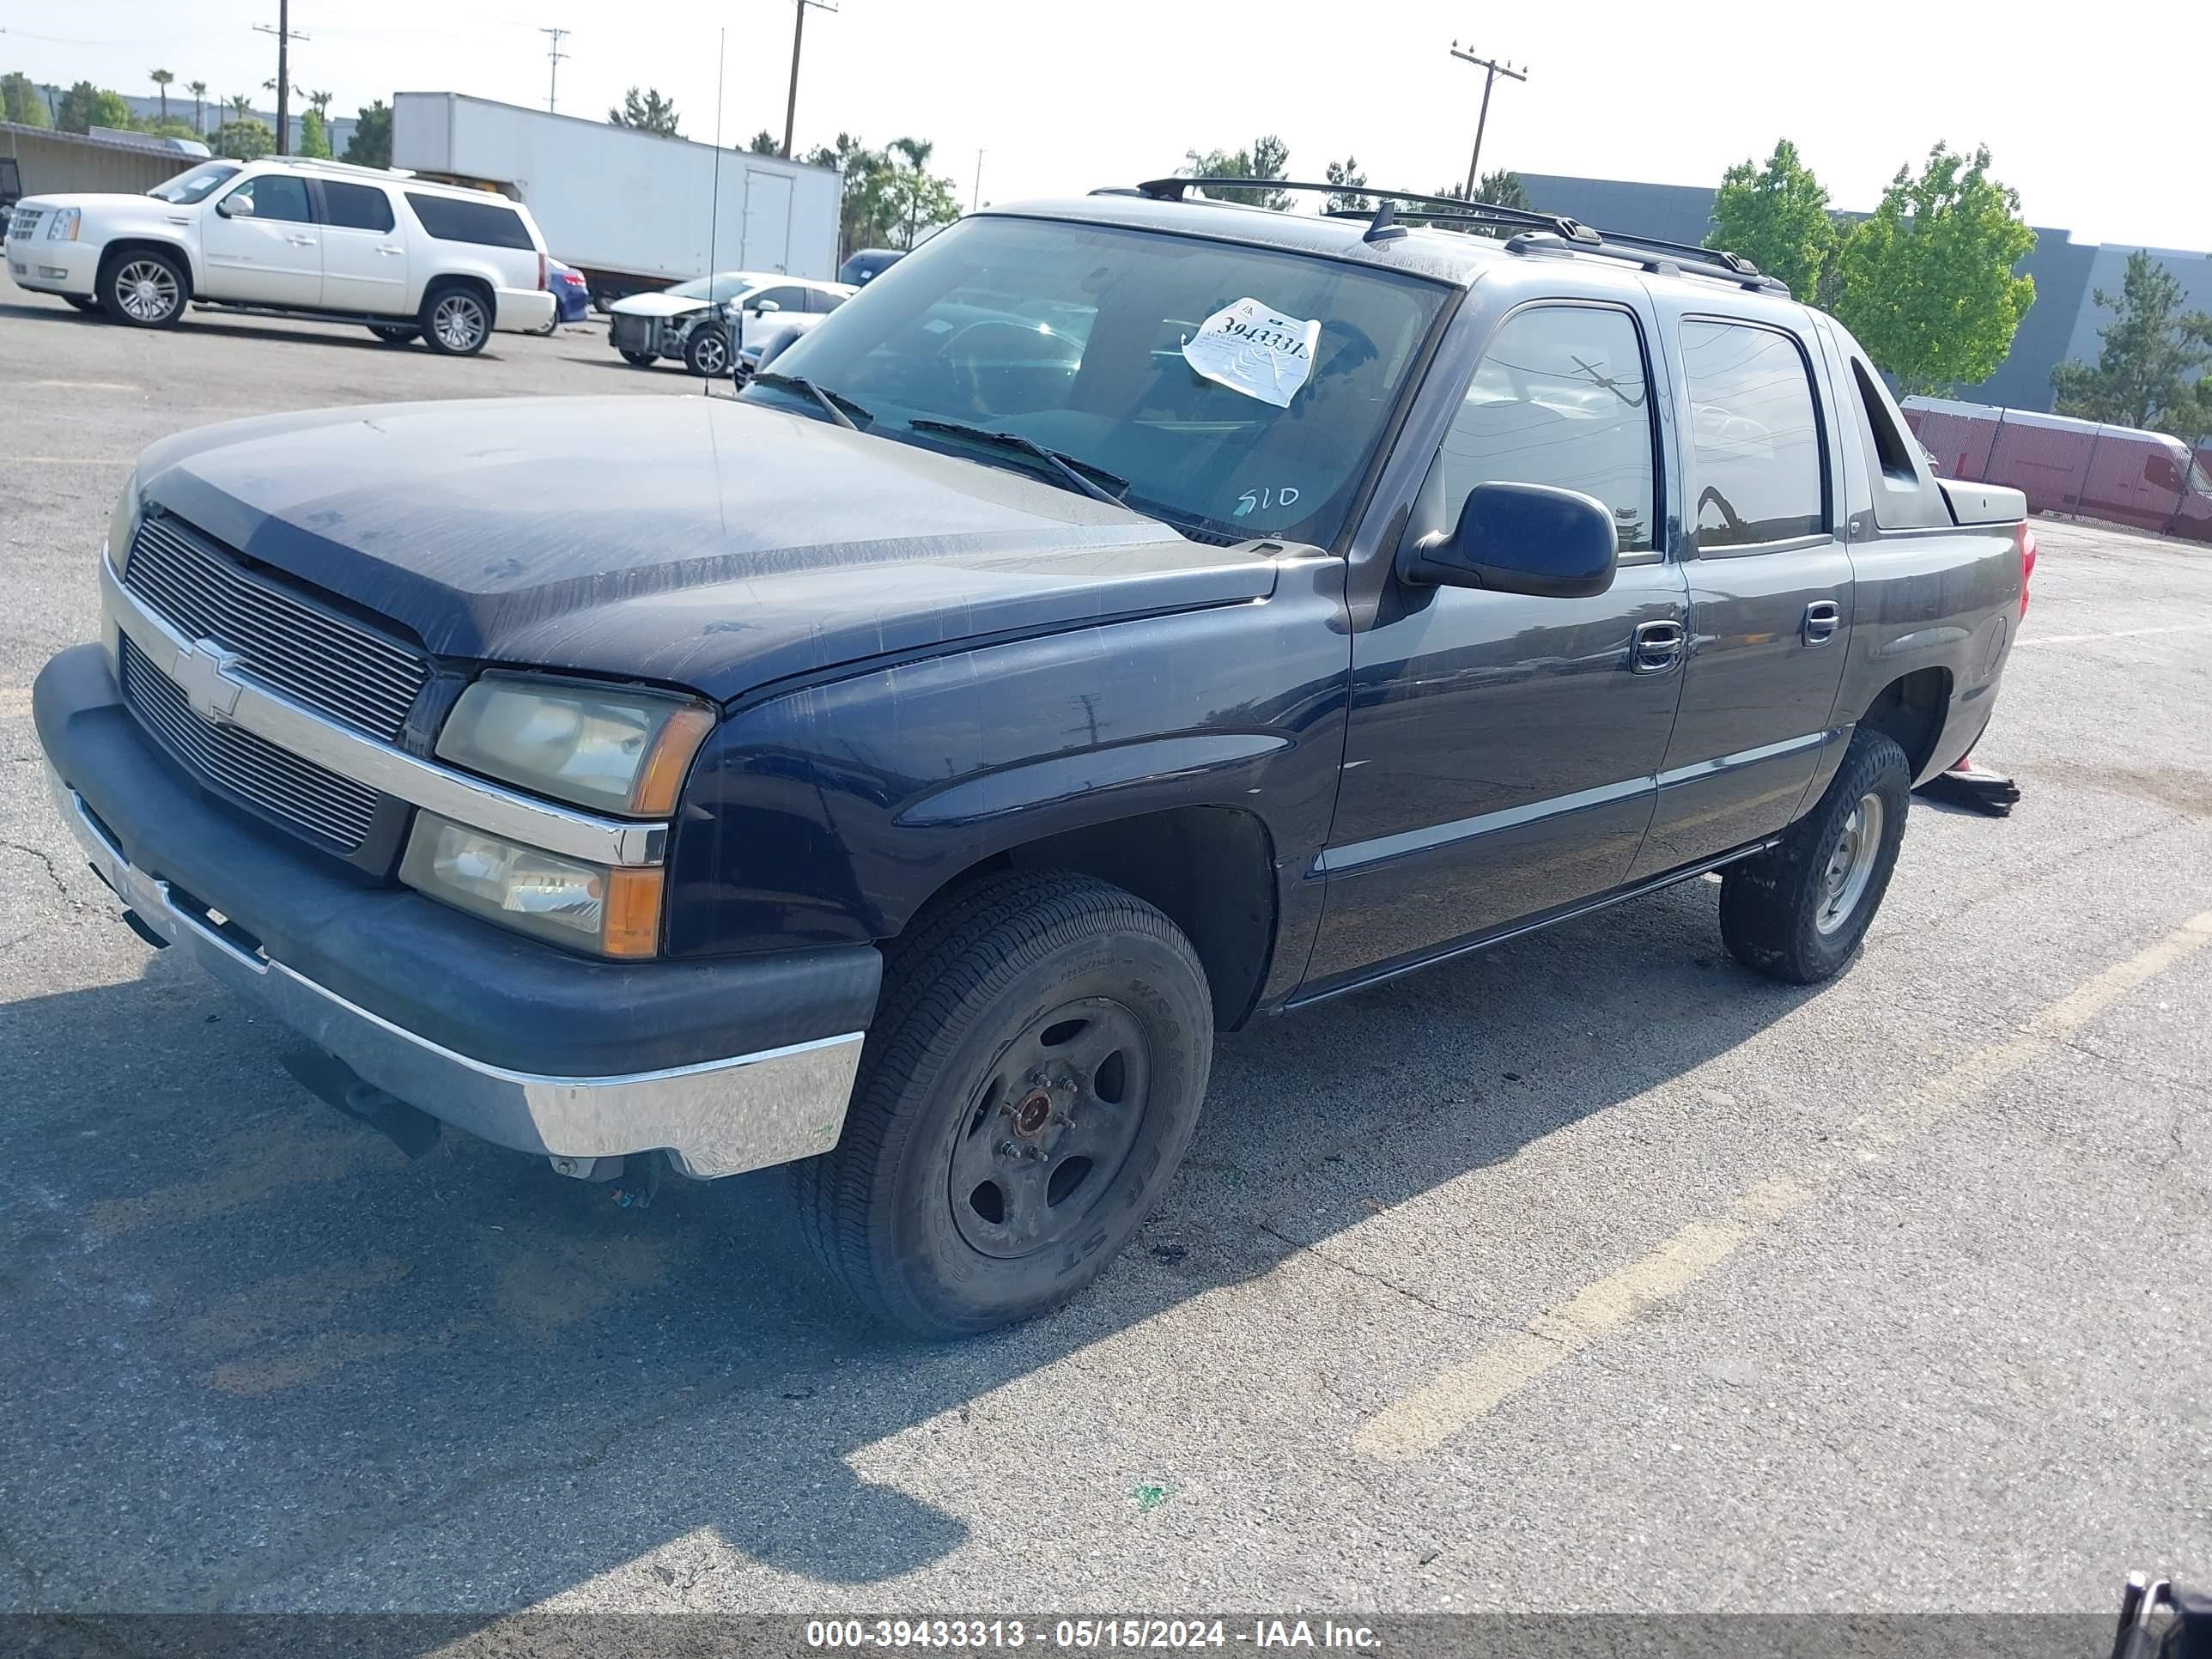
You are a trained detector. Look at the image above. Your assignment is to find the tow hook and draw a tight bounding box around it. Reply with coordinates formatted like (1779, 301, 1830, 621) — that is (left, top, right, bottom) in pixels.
(606, 1150, 668, 1211)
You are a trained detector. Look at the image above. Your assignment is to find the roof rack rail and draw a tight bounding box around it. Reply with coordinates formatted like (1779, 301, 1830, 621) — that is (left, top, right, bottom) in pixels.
(1504, 228, 1792, 295)
(1129, 177, 1603, 247)
(264, 155, 410, 179)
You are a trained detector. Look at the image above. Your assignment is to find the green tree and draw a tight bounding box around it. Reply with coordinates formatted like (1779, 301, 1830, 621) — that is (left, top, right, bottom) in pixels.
(1325, 156, 1370, 214)
(885, 135, 958, 249)
(804, 132, 902, 258)
(307, 88, 332, 118)
(342, 100, 392, 167)
(2049, 251, 2212, 435)
(297, 106, 331, 159)
(1834, 143, 2036, 394)
(1468, 167, 1531, 238)
(747, 129, 781, 155)
(1183, 135, 1291, 210)
(149, 68, 173, 124)
(215, 118, 274, 161)
(1, 72, 51, 128)
(227, 93, 253, 122)
(186, 80, 207, 135)
(1706, 139, 1833, 303)
(133, 118, 202, 142)
(56, 81, 131, 135)
(608, 87, 680, 137)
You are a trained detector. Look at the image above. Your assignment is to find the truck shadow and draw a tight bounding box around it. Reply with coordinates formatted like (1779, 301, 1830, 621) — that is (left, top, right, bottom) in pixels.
(0, 876, 1820, 1611)
(0, 301, 528, 360)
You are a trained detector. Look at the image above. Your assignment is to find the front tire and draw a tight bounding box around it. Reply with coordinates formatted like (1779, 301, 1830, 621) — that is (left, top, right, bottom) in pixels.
(1718, 726, 1911, 984)
(791, 872, 1215, 1338)
(100, 251, 188, 327)
(419, 282, 491, 356)
(684, 324, 732, 378)
(618, 348, 657, 368)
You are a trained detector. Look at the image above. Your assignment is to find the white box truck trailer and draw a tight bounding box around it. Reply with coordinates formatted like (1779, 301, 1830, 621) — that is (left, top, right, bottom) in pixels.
(390, 92, 842, 309)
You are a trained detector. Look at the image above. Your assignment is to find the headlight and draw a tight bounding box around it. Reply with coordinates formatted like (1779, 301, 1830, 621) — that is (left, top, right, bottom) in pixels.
(435, 674, 714, 816)
(400, 812, 663, 957)
(106, 469, 143, 568)
(47, 208, 81, 241)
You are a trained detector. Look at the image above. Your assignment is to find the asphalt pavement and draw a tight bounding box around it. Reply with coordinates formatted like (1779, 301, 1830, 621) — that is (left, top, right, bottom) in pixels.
(2, 288, 2209, 1629)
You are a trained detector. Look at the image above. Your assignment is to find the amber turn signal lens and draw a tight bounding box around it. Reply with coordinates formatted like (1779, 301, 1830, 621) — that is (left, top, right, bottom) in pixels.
(601, 866, 665, 958)
(630, 704, 715, 817)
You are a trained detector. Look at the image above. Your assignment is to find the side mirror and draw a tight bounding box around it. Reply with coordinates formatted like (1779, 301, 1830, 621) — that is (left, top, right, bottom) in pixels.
(752, 298, 781, 314)
(1401, 481, 1620, 599)
(216, 193, 252, 218)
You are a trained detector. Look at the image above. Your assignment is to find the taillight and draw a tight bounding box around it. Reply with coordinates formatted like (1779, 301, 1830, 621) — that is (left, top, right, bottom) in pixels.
(2018, 523, 2038, 617)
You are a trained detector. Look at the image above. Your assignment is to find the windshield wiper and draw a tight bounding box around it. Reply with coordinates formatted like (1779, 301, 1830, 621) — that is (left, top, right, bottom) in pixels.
(750, 372, 871, 431)
(907, 420, 1130, 506)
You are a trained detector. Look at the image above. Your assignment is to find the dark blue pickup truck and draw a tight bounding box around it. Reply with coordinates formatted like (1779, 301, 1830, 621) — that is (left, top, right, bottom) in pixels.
(34, 181, 2029, 1335)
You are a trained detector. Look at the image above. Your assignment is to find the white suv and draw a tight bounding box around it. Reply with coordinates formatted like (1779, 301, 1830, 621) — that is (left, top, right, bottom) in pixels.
(5, 156, 556, 354)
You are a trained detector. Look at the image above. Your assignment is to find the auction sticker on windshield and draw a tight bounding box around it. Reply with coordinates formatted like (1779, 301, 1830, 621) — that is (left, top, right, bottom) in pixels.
(1182, 298, 1322, 409)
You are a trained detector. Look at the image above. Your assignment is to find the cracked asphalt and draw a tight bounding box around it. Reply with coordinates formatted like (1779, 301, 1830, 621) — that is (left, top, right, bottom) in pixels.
(2, 287, 2209, 1627)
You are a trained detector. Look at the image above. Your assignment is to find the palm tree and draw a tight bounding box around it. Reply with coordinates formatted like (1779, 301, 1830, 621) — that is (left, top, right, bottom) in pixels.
(187, 79, 207, 135)
(149, 69, 173, 124)
(228, 93, 252, 123)
(308, 88, 332, 118)
(889, 136, 933, 250)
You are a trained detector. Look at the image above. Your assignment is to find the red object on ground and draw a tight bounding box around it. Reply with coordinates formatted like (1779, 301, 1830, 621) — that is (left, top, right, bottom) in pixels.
(1903, 397, 2212, 544)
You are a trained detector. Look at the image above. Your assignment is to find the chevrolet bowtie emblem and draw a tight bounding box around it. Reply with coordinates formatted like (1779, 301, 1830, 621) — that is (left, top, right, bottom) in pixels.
(173, 637, 245, 724)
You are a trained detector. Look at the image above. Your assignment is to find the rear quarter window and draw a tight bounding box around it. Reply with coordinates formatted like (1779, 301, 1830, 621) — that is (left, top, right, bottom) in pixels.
(1679, 319, 1826, 550)
(404, 192, 533, 250)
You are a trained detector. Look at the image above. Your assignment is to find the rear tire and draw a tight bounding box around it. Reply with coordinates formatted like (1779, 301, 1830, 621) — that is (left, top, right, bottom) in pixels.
(1718, 726, 1911, 984)
(789, 872, 1215, 1338)
(368, 324, 418, 345)
(618, 349, 657, 368)
(419, 281, 491, 356)
(99, 250, 188, 327)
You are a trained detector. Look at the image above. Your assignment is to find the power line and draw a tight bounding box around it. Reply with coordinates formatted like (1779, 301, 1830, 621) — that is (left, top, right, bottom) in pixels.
(1447, 41, 1528, 199)
(252, 2, 307, 155)
(538, 27, 569, 113)
(781, 0, 837, 160)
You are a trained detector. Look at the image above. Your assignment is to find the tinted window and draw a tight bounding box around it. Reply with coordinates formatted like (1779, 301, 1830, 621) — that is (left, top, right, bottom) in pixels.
(322, 180, 395, 233)
(754, 216, 1449, 547)
(1432, 305, 1657, 553)
(1680, 319, 1825, 548)
(747, 285, 805, 313)
(806, 288, 845, 314)
(404, 191, 532, 250)
(225, 173, 313, 224)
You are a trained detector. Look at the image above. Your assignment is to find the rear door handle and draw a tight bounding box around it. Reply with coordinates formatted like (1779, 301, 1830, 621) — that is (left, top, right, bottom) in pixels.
(1632, 619, 1685, 674)
(1802, 599, 1842, 646)
(376, 246, 404, 256)
(287, 234, 317, 247)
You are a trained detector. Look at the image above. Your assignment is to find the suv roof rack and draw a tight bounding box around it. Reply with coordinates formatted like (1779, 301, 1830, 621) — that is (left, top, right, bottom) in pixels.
(1115, 175, 1792, 296)
(263, 155, 413, 179)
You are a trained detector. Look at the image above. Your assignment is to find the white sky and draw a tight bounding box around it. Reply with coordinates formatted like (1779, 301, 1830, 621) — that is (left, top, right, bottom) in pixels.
(5, 0, 2203, 251)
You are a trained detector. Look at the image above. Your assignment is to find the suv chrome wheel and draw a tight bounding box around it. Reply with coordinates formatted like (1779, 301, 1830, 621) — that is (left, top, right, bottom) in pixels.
(428, 291, 489, 354)
(113, 259, 180, 323)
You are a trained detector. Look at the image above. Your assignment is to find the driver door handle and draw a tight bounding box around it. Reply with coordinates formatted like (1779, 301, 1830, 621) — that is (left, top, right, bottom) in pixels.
(286, 234, 317, 247)
(1632, 619, 1685, 674)
(1802, 599, 1841, 646)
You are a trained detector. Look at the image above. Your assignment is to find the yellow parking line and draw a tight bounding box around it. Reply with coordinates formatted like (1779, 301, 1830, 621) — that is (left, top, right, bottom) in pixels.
(1353, 911, 2212, 1462)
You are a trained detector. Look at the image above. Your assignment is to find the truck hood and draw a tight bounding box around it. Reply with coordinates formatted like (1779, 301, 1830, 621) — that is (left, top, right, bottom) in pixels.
(133, 397, 1279, 702)
(17, 192, 173, 216)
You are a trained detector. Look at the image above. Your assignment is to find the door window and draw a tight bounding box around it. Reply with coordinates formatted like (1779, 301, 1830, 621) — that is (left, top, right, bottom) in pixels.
(748, 285, 806, 313)
(1431, 304, 1659, 553)
(321, 181, 395, 233)
(224, 173, 314, 224)
(1680, 319, 1826, 549)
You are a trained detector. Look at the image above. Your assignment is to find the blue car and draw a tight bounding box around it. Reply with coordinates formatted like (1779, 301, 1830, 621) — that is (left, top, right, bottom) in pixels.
(539, 258, 590, 332)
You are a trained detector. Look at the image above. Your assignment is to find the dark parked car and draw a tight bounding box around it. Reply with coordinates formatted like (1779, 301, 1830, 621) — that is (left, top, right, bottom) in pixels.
(836, 247, 903, 286)
(540, 257, 591, 330)
(34, 180, 2028, 1337)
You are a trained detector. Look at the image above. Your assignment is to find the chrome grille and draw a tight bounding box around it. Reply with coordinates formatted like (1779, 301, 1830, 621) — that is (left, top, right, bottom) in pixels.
(124, 516, 428, 743)
(119, 635, 380, 851)
(8, 208, 39, 242)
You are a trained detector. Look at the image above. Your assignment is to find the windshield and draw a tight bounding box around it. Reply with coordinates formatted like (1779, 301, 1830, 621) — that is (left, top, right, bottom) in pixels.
(664, 273, 758, 303)
(148, 162, 240, 205)
(746, 215, 1450, 546)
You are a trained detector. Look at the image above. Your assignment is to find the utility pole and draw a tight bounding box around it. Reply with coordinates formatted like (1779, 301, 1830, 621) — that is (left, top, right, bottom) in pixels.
(538, 27, 570, 114)
(781, 0, 837, 160)
(1448, 41, 1527, 198)
(253, 2, 307, 155)
(972, 149, 984, 214)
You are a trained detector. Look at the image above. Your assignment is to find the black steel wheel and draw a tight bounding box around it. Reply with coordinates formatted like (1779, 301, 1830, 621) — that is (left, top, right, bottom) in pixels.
(791, 871, 1214, 1338)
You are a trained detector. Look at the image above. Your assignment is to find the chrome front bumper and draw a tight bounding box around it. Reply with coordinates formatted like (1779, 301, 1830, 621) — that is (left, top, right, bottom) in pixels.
(48, 766, 864, 1179)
